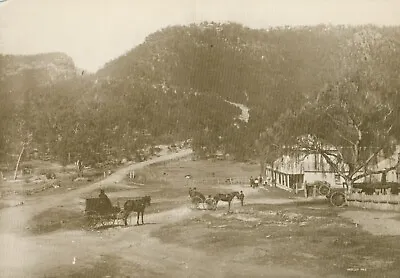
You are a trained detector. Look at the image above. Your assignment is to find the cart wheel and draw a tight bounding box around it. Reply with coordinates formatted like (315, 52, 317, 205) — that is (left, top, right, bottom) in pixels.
(198, 202, 206, 210)
(318, 184, 331, 196)
(204, 199, 214, 210)
(330, 191, 346, 207)
(191, 196, 204, 209)
(94, 214, 103, 228)
(85, 212, 98, 228)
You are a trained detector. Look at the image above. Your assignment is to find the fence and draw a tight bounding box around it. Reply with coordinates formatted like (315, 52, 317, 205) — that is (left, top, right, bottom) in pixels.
(347, 192, 400, 211)
(188, 176, 250, 186)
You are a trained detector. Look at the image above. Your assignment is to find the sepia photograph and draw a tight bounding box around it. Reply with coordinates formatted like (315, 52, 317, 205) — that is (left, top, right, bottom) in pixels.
(1, 0, 400, 277)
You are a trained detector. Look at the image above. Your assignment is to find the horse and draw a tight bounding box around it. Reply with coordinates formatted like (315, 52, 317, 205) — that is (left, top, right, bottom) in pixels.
(213, 191, 241, 211)
(123, 196, 151, 226)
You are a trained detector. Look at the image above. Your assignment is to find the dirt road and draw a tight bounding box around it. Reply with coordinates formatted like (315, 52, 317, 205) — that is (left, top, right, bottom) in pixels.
(0, 149, 193, 233)
(0, 146, 313, 278)
(3, 150, 384, 278)
(0, 149, 195, 277)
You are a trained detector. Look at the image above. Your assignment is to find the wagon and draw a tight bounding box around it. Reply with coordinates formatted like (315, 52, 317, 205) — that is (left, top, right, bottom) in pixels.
(189, 189, 217, 210)
(84, 197, 123, 228)
(318, 181, 400, 207)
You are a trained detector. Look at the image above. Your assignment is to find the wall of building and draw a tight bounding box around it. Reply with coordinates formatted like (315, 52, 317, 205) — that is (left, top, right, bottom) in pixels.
(366, 170, 397, 183)
(271, 153, 337, 174)
(303, 172, 337, 186)
(266, 148, 400, 190)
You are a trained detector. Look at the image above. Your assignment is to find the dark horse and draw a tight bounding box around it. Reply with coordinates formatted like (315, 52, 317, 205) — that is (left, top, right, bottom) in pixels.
(213, 191, 241, 211)
(123, 196, 151, 226)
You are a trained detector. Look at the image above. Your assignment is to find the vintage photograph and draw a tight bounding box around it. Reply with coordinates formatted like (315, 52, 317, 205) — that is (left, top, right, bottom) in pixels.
(1, 0, 400, 277)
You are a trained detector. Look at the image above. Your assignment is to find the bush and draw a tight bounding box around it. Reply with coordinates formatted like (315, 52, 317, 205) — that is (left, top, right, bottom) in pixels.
(41, 170, 56, 179)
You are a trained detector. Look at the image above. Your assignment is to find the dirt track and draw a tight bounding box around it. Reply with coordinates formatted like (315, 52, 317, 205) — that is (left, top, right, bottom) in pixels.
(1, 149, 303, 278)
(0, 149, 198, 277)
(0, 148, 317, 278)
(2, 151, 400, 277)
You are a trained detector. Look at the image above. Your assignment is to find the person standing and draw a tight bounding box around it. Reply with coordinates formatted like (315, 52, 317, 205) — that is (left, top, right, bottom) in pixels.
(239, 191, 245, 206)
(76, 159, 83, 177)
(254, 177, 259, 188)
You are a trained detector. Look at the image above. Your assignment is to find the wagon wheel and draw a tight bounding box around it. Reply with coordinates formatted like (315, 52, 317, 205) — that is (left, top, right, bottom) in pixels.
(102, 214, 114, 227)
(92, 215, 102, 228)
(85, 212, 99, 228)
(191, 196, 204, 210)
(205, 199, 217, 210)
(198, 201, 206, 210)
(330, 191, 346, 207)
(100, 216, 109, 227)
(100, 219, 107, 227)
(111, 214, 118, 226)
(118, 212, 127, 226)
(111, 213, 119, 226)
(96, 213, 111, 228)
(318, 184, 331, 196)
(94, 213, 106, 227)
(210, 200, 217, 210)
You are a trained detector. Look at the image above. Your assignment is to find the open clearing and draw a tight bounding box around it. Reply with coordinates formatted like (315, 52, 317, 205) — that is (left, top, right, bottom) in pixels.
(1, 151, 400, 278)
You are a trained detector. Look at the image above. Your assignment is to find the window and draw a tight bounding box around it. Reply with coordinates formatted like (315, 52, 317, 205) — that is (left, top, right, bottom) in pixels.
(334, 174, 341, 185)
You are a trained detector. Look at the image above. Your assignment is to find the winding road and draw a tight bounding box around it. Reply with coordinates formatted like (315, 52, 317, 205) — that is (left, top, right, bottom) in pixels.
(0, 147, 315, 278)
(0, 149, 194, 277)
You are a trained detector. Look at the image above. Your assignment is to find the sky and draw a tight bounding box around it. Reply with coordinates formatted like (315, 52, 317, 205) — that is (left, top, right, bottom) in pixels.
(0, 0, 400, 72)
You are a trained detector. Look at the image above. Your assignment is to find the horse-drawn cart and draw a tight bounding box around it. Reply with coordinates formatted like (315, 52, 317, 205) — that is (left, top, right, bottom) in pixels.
(316, 181, 400, 207)
(189, 188, 217, 210)
(188, 188, 244, 211)
(84, 197, 122, 228)
(84, 193, 152, 228)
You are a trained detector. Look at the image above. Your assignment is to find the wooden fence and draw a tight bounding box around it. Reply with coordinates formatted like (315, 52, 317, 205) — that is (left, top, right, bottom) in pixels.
(188, 176, 250, 186)
(347, 192, 400, 211)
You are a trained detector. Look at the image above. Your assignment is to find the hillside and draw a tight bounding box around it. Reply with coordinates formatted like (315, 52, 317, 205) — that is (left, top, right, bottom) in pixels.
(96, 22, 400, 125)
(0, 52, 78, 93)
(1, 22, 400, 165)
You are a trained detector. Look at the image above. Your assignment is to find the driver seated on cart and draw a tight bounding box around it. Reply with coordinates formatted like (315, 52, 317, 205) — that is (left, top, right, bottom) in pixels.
(99, 189, 112, 209)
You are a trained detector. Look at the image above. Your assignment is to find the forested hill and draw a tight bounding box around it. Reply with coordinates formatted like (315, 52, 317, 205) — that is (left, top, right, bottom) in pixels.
(98, 23, 400, 105)
(0, 52, 78, 93)
(1, 22, 400, 165)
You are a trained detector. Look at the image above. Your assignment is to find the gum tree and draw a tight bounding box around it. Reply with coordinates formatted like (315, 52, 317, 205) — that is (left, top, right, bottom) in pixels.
(267, 75, 400, 190)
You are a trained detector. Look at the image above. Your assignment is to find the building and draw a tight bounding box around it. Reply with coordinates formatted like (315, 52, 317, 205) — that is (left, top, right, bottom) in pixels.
(265, 147, 400, 191)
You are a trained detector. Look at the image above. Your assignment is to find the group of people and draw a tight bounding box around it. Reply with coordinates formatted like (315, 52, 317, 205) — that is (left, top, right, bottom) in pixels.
(249, 176, 264, 188)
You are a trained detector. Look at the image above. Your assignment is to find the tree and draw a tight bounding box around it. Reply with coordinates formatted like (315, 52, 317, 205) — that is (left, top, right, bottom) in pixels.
(266, 75, 400, 190)
(0, 88, 15, 161)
